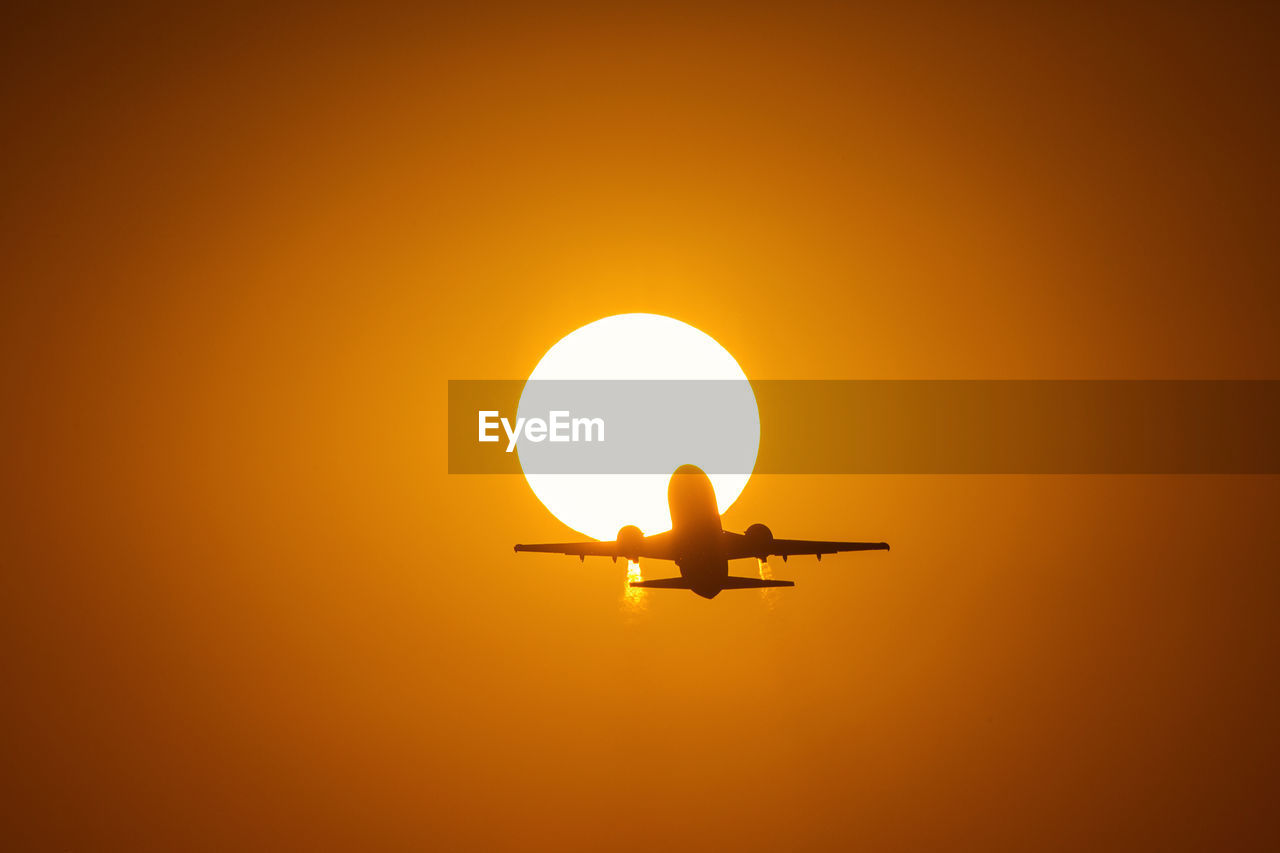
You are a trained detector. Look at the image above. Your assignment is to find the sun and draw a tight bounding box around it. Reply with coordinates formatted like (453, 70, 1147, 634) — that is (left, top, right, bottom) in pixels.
(517, 313, 759, 540)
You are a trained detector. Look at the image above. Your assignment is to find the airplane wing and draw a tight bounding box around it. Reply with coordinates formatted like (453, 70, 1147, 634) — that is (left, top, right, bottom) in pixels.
(514, 531, 676, 561)
(723, 531, 889, 561)
(514, 541, 619, 557)
(768, 539, 890, 558)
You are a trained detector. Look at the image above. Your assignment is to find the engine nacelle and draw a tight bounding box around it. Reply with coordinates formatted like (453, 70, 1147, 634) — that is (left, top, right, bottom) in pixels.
(616, 525, 644, 561)
(744, 523, 774, 556)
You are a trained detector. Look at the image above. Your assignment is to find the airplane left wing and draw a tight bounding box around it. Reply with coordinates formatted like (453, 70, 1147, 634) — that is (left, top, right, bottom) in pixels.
(514, 530, 676, 562)
(514, 541, 620, 558)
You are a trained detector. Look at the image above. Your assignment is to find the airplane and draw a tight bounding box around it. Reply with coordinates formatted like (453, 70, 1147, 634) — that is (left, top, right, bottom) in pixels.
(514, 464, 889, 598)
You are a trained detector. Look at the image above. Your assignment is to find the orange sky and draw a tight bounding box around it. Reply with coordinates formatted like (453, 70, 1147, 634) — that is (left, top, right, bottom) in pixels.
(3, 3, 1279, 850)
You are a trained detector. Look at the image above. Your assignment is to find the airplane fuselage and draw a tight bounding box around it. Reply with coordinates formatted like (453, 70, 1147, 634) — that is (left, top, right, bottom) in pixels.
(666, 465, 731, 598)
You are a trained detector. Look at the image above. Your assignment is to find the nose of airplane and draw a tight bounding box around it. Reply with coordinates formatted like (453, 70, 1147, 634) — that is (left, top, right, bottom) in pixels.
(692, 584, 721, 599)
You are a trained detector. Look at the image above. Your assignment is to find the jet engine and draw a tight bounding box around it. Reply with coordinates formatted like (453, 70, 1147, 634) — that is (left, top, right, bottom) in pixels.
(744, 523, 774, 557)
(616, 525, 644, 561)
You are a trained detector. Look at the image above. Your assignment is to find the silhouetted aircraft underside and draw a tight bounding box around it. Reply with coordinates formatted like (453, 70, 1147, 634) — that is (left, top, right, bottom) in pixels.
(515, 465, 889, 599)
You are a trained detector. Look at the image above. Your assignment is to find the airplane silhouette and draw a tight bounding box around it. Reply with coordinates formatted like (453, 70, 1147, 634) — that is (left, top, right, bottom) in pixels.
(514, 464, 889, 598)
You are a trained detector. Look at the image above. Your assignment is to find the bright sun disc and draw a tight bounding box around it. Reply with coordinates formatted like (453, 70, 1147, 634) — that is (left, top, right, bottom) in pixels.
(518, 313, 758, 540)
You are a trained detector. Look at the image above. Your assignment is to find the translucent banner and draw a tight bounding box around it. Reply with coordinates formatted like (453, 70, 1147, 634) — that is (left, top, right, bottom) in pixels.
(447, 380, 1280, 474)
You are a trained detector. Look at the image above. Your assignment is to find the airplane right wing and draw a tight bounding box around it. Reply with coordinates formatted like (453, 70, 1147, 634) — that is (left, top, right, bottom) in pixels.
(766, 539, 890, 558)
(723, 530, 889, 561)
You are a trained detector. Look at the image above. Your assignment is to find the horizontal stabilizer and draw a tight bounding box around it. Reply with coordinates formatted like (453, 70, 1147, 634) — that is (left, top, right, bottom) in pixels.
(629, 576, 796, 591)
(629, 577, 694, 589)
(721, 576, 795, 589)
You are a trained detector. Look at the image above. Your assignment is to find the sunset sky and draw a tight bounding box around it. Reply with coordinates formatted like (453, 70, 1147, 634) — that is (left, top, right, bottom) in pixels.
(3, 3, 1279, 850)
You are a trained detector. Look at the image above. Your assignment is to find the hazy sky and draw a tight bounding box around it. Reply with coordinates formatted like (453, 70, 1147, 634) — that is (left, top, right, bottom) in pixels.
(3, 3, 1278, 850)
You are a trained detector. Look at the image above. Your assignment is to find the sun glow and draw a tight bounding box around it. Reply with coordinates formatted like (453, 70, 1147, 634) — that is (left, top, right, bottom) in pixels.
(518, 313, 759, 540)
